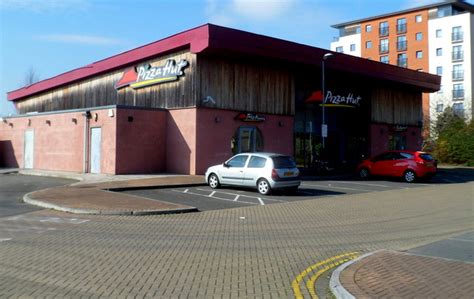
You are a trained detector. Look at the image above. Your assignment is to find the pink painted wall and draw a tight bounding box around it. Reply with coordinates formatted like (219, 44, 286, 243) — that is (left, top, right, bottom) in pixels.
(370, 123, 423, 156)
(195, 108, 294, 175)
(115, 109, 167, 174)
(166, 109, 197, 174)
(0, 108, 118, 173)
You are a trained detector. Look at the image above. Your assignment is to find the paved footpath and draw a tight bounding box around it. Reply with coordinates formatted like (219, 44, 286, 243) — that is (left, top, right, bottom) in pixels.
(1, 177, 472, 298)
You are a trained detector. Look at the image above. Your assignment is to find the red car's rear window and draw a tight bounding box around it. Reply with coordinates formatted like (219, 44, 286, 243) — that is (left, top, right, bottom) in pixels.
(419, 153, 434, 161)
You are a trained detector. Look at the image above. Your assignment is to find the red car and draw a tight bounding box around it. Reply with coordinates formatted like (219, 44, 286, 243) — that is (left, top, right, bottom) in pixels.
(357, 151, 437, 183)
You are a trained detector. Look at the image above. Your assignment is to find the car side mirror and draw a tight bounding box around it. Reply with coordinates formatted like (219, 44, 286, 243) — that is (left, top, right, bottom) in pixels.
(223, 162, 230, 168)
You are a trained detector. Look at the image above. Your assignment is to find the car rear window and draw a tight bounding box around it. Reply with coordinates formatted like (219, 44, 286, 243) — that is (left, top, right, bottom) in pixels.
(272, 156, 296, 168)
(419, 153, 434, 161)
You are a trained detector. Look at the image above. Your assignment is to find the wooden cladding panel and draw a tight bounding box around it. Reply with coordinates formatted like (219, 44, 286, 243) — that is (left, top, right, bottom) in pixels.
(198, 56, 294, 115)
(15, 50, 196, 114)
(371, 87, 422, 126)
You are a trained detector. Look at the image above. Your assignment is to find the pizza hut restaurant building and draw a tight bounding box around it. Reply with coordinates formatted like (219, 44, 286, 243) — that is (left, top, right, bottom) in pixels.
(1, 24, 440, 175)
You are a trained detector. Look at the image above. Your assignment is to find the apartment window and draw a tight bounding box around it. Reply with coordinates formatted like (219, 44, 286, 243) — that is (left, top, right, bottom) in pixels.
(416, 51, 423, 59)
(452, 65, 464, 81)
(397, 35, 407, 51)
(396, 18, 407, 34)
(452, 45, 463, 61)
(379, 38, 389, 53)
(436, 104, 444, 112)
(350, 44, 356, 52)
(415, 32, 423, 41)
(436, 66, 443, 75)
(452, 26, 463, 42)
(436, 48, 443, 56)
(453, 102, 464, 118)
(453, 84, 464, 99)
(379, 21, 389, 37)
(415, 15, 422, 23)
(366, 41, 372, 49)
(336, 46, 343, 53)
(397, 53, 407, 68)
(366, 24, 372, 32)
(436, 29, 442, 38)
(437, 85, 444, 94)
(380, 55, 389, 64)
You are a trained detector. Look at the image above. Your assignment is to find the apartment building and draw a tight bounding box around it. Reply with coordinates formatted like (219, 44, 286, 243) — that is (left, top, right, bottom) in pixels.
(331, 0, 474, 128)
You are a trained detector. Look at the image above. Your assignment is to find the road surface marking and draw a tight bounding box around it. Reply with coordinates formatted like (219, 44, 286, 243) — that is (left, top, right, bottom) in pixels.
(0, 238, 12, 242)
(256, 197, 265, 205)
(328, 180, 391, 188)
(292, 251, 359, 299)
(172, 189, 259, 205)
(302, 183, 372, 192)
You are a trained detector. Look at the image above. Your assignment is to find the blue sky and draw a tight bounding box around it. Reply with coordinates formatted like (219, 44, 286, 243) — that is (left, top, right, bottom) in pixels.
(0, 0, 441, 116)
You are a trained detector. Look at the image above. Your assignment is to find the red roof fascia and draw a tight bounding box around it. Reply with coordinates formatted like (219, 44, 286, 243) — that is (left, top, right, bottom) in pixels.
(8, 24, 210, 101)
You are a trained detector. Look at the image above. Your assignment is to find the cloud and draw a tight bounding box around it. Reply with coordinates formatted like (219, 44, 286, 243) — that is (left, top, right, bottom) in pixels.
(35, 34, 122, 46)
(0, 0, 88, 12)
(205, 0, 298, 25)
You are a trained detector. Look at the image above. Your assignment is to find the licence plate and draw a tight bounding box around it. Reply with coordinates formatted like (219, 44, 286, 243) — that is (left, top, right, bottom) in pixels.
(284, 171, 294, 176)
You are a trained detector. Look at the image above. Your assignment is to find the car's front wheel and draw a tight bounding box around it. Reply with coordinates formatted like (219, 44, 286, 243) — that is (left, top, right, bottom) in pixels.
(403, 170, 416, 183)
(208, 174, 220, 189)
(257, 179, 271, 195)
(358, 168, 370, 179)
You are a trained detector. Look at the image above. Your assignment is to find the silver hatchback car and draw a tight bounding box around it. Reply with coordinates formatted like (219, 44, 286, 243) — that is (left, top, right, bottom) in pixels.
(205, 153, 301, 195)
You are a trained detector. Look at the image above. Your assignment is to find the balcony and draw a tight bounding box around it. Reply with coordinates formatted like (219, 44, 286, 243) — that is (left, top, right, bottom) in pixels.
(452, 32, 463, 43)
(397, 41, 407, 51)
(397, 58, 408, 68)
(379, 45, 389, 54)
(452, 70, 464, 81)
(396, 24, 407, 34)
(379, 27, 389, 37)
(452, 51, 464, 61)
(453, 89, 465, 100)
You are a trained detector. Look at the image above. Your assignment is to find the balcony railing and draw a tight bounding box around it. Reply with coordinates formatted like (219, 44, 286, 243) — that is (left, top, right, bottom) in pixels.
(452, 32, 463, 42)
(453, 89, 465, 99)
(452, 70, 464, 81)
(397, 58, 408, 68)
(452, 51, 464, 61)
(453, 108, 464, 118)
(379, 45, 389, 54)
(397, 41, 407, 51)
(379, 27, 389, 37)
(396, 24, 407, 34)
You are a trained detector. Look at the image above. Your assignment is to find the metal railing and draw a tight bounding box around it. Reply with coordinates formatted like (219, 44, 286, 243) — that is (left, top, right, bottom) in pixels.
(452, 32, 463, 42)
(397, 58, 407, 68)
(452, 70, 464, 81)
(452, 51, 464, 61)
(379, 27, 389, 37)
(452, 89, 465, 99)
(379, 45, 389, 54)
(396, 24, 407, 34)
(397, 41, 407, 51)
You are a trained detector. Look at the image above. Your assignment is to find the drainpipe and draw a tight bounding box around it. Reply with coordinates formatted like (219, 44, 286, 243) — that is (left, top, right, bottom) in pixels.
(82, 111, 91, 173)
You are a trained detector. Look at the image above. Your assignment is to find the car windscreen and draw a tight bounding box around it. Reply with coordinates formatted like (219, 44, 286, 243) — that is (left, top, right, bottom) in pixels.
(272, 156, 296, 168)
(419, 153, 434, 161)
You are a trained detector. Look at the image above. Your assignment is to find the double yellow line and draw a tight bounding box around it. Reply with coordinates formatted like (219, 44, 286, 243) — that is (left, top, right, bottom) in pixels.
(291, 252, 359, 299)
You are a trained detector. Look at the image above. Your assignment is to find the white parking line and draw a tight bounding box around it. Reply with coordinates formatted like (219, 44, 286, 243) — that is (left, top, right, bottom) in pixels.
(209, 191, 216, 197)
(301, 183, 373, 192)
(256, 197, 265, 205)
(195, 188, 288, 203)
(172, 189, 259, 205)
(0, 238, 12, 242)
(328, 181, 392, 188)
(234, 195, 240, 202)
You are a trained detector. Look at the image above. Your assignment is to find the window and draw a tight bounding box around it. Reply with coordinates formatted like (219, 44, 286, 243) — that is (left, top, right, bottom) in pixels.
(437, 85, 444, 94)
(436, 66, 443, 75)
(453, 83, 464, 99)
(416, 51, 423, 59)
(436, 29, 442, 38)
(226, 155, 249, 168)
(397, 53, 407, 68)
(399, 152, 414, 159)
(397, 35, 407, 51)
(415, 32, 423, 41)
(366, 41, 372, 49)
(379, 38, 389, 53)
(366, 24, 372, 32)
(272, 156, 296, 168)
(379, 21, 389, 36)
(336, 46, 343, 53)
(380, 55, 389, 64)
(452, 45, 463, 61)
(350, 44, 356, 51)
(436, 48, 443, 56)
(396, 18, 407, 33)
(452, 64, 464, 80)
(453, 103, 464, 117)
(452, 26, 463, 42)
(415, 15, 422, 23)
(248, 156, 267, 168)
(436, 104, 444, 112)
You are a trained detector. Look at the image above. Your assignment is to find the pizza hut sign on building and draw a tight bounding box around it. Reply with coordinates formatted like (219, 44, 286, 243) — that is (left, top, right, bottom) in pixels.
(115, 59, 189, 89)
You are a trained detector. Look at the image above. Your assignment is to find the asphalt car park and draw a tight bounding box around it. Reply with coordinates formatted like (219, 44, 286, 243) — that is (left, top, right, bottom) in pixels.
(125, 167, 474, 212)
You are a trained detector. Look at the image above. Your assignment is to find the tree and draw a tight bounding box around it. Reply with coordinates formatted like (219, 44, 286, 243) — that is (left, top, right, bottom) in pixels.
(24, 66, 40, 86)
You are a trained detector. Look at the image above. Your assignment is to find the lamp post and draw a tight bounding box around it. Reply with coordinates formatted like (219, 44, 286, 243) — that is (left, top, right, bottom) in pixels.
(321, 52, 333, 149)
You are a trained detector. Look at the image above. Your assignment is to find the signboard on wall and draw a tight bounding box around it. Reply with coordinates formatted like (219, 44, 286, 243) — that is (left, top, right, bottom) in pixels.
(115, 59, 188, 90)
(234, 113, 266, 122)
(305, 90, 362, 108)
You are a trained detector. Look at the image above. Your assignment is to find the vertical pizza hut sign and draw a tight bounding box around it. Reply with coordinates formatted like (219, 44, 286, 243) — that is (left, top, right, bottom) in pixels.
(115, 59, 189, 89)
